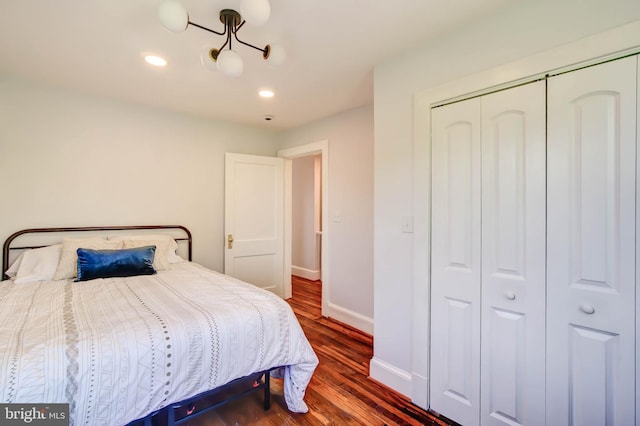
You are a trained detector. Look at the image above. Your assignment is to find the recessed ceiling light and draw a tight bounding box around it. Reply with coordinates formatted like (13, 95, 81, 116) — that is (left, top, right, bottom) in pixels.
(259, 90, 274, 98)
(145, 55, 167, 67)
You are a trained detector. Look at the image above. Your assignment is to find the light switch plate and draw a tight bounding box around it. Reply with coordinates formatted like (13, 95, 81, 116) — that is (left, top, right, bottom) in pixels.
(402, 216, 413, 233)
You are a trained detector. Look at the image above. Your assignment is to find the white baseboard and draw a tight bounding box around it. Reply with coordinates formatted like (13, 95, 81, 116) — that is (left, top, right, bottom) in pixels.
(291, 266, 321, 281)
(369, 357, 412, 398)
(411, 372, 429, 410)
(325, 302, 374, 335)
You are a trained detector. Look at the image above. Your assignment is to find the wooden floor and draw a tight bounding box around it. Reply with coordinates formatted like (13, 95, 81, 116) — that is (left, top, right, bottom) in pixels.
(175, 276, 453, 425)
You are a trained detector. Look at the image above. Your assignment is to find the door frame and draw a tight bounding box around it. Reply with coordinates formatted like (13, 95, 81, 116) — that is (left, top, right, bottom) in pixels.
(411, 22, 640, 410)
(278, 140, 329, 314)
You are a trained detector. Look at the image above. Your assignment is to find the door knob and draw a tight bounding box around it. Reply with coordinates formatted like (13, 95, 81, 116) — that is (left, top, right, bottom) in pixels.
(505, 291, 516, 301)
(579, 303, 595, 314)
(227, 234, 234, 249)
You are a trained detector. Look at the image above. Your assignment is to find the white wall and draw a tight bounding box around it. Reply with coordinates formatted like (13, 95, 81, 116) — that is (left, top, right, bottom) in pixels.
(0, 75, 279, 272)
(372, 0, 640, 397)
(280, 105, 374, 331)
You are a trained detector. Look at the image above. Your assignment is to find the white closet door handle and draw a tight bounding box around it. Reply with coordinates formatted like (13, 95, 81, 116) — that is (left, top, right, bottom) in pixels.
(505, 291, 516, 301)
(579, 303, 595, 314)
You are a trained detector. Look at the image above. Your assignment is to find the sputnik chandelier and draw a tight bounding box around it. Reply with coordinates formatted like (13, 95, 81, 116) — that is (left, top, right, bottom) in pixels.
(157, 0, 285, 78)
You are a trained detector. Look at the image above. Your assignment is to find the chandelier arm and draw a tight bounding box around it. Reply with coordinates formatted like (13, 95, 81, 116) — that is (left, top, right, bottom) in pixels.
(227, 24, 233, 50)
(233, 32, 268, 55)
(188, 20, 226, 36)
(217, 39, 230, 52)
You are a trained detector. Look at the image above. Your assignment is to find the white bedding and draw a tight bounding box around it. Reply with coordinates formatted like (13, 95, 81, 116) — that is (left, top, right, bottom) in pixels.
(0, 262, 318, 425)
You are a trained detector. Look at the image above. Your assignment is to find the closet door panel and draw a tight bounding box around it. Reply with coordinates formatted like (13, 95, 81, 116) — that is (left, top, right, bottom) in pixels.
(547, 56, 636, 426)
(480, 81, 546, 426)
(430, 98, 481, 426)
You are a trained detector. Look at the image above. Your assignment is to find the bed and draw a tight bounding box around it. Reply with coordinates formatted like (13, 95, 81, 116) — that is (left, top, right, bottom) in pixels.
(0, 225, 318, 425)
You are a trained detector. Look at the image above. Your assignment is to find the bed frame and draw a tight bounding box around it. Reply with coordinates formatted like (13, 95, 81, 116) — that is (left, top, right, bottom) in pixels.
(2, 225, 192, 280)
(136, 370, 273, 426)
(2, 225, 276, 425)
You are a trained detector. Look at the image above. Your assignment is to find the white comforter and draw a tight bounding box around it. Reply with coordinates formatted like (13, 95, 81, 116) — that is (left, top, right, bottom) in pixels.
(0, 262, 318, 425)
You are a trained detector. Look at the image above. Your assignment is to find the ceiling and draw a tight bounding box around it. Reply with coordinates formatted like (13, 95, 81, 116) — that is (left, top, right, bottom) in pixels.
(0, 0, 513, 129)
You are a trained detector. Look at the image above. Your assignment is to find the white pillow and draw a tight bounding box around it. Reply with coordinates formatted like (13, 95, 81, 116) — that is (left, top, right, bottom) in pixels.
(109, 234, 184, 269)
(5, 253, 24, 278)
(14, 244, 63, 284)
(168, 253, 185, 263)
(53, 238, 122, 280)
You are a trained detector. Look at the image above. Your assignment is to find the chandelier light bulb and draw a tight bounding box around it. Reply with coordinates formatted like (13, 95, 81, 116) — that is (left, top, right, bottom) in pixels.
(200, 49, 218, 72)
(240, 0, 271, 26)
(266, 44, 286, 66)
(157, 0, 189, 33)
(217, 49, 244, 78)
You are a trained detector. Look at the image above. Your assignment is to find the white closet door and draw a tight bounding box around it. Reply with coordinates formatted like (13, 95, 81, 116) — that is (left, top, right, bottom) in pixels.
(547, 57, 637, 425)
(480, 81, 546, 426)
(430, 98, 481, 426)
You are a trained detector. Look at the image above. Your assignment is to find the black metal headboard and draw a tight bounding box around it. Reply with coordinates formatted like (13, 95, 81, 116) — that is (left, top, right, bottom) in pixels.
(2, 225, 192, 280)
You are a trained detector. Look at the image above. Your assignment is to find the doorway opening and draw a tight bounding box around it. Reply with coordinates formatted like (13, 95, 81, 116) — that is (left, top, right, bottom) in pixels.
(291, 154, 322, 277)
(278, 140, 329, 316)
(291, 154, 322, 315)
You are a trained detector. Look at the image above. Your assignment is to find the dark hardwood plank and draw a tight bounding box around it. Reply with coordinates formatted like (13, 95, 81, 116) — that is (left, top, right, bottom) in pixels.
(170, 276, 454, 425)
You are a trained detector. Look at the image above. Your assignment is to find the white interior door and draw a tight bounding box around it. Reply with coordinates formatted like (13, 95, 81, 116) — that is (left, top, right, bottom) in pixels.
(430, 98, 482, 426)
(480, 81, 546, 426)
(224, 153, 284, 296)
(547, 56, 637, 425)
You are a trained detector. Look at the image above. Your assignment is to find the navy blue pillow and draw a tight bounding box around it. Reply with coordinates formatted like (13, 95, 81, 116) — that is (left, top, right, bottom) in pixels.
(76, 246, 157, 282)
